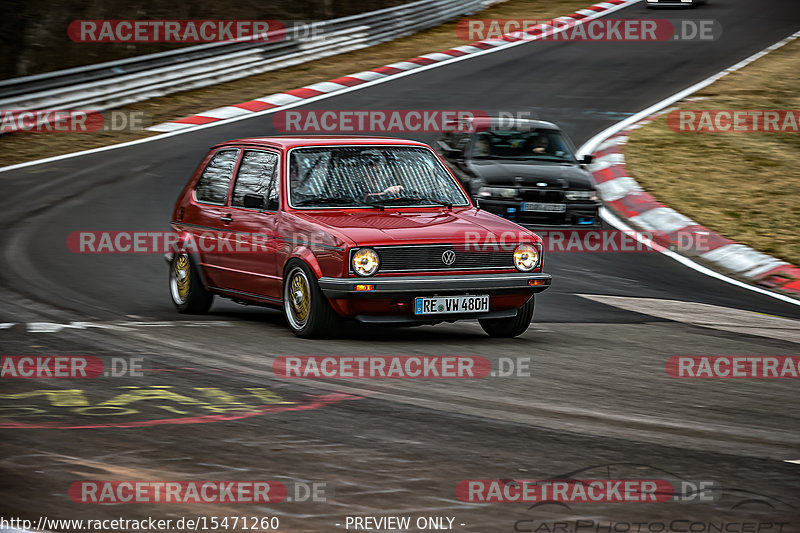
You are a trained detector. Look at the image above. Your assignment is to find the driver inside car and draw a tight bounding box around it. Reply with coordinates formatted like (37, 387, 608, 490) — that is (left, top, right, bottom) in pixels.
(473, 136, 492, 157)
(357, 153, 404, 201)
(530, 134, 551, 154)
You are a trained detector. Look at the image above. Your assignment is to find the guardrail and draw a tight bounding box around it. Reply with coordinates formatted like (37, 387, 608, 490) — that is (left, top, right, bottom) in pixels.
(0, 0, 492, 119)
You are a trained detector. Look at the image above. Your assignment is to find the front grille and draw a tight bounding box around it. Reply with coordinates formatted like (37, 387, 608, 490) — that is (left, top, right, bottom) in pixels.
(519, 189, 564, 202)
(369, 244, 515, 273)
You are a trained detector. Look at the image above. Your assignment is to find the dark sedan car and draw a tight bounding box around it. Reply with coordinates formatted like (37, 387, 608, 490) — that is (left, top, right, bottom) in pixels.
(436, 118, 600, 227)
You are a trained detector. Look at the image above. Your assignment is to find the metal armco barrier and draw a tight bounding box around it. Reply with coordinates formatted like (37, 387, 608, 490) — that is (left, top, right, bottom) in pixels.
(0, 0, 493, 128)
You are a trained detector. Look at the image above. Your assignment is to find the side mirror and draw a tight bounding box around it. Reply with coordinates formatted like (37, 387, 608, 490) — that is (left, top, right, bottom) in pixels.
(447, 148, 465, 159)
(243, 194, 266, 209)
(436, 140, 463, 159)
(580, 154, 594, 165)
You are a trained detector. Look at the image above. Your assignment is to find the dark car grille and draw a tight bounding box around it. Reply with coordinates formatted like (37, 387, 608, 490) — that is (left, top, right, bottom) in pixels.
(368, 244, 515, 273)
(519, 189, 564, 202)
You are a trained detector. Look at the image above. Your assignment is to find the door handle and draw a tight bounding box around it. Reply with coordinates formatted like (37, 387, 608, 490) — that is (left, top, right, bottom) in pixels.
(220, 215, 233, 223)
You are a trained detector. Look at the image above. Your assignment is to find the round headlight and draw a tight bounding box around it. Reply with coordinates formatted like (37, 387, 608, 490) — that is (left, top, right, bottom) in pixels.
(513, 244, 539, 272)
(352, 248, 380, 276)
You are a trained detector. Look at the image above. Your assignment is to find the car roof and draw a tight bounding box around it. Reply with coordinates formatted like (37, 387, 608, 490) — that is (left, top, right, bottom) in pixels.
(212, 136, 431, 150)
(447, 116, 560, 131)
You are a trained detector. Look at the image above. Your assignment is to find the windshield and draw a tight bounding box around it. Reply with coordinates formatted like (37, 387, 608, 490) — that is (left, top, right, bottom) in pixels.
(289, 146, 470, 208)
(470, 129, 577, 162)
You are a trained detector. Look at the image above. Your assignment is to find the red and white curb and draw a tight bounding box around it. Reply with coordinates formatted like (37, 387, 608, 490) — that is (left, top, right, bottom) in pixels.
(148, 0, 637, 132)
(588, 109, 800, 300)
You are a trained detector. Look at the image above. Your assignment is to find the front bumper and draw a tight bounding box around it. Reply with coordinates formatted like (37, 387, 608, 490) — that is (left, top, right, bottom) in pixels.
(318, 272, 551, 299)
(478, 198, 601, 227)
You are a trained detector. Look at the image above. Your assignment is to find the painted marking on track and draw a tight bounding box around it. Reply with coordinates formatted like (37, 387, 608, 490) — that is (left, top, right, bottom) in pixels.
(0, 321, 234, 333)
(0, 385, 361, 429)
(785, 459, 800, 465)
(579, 294, 800, 344)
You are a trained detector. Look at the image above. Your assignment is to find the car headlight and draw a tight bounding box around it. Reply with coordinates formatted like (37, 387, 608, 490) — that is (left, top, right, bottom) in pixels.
(564, 190, 598, 201)
(477, 186, 516, 198)
(352, 248, 380, 276)
(513, 244, 539, 272)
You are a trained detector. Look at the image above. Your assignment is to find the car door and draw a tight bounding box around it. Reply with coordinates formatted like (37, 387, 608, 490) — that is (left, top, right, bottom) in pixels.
(186, 147, 241, 289)
(216, 149, 283, 302)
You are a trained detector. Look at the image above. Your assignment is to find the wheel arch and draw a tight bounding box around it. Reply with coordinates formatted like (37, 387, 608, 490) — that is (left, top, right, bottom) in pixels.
(166, 232, 211, 291)
(282, 247, 324, 281)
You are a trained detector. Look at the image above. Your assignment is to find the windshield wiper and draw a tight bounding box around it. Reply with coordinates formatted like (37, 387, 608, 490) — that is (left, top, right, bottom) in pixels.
(418, 197, 453, 208)
(294, 196, 372, 207)
(365, 196, 453, 208)
(513, 155, 574, 162)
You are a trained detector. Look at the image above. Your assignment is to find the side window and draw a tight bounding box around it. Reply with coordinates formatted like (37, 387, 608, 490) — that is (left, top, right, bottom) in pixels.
(231, 150, 280, 209)
(195, 149, 239, 204)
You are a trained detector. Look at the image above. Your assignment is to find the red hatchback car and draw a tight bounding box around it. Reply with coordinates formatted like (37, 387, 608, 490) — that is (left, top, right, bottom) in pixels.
(168, 136, 551, 338)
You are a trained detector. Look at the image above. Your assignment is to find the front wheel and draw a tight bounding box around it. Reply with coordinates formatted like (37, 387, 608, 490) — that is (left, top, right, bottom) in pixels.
(283, 261, 340, 338)
(479, 296, 535, 338)
(169, 253, 213, 314)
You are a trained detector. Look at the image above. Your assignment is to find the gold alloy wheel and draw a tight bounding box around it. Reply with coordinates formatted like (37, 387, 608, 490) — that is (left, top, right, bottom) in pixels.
(171, 254, 191, 304)
(285, 267, 311, 329)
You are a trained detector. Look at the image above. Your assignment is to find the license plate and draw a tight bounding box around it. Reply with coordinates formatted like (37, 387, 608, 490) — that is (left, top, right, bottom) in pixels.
(522, 202, 566, 213)
(414, 295, 489, 315)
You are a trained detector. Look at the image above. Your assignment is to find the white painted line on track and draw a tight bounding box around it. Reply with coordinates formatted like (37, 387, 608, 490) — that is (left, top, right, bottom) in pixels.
(580, 29, 800, 157)
(600, 207, 800, 307)
(579, 293, 800, 344)
(0, 320, 234, 333)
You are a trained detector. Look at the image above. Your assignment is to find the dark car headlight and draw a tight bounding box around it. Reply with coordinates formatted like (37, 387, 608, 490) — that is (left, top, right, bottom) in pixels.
(352, 248, 380, 276)
(477, 186, 516, 198)
(513, 244, 539, 272)
(564, 190, 598, 201)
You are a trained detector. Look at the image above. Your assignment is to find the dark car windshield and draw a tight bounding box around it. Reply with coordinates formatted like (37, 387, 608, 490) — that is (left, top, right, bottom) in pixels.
(471, 129, 577, 162)
(289, 146, 470, 208)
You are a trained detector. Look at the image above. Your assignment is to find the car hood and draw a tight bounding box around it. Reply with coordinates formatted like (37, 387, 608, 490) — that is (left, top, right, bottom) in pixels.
(467, 160, 593, 188)
(291, 209, 538, 246)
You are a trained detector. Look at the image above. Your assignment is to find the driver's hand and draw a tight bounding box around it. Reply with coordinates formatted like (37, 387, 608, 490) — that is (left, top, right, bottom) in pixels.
(384, 185, 404, 195)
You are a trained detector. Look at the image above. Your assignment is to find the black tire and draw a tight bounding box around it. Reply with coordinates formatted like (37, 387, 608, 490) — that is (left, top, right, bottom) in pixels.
(479, 296, 535, 338)
(283, 260, 340, 338)
(169, 253, 213, 314)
